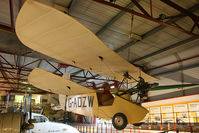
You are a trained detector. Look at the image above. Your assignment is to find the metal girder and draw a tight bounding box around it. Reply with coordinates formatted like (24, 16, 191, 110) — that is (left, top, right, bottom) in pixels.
(0, 69, 28, 77)
(114, 3, 199, 53)
(148, 54, 199, 72)
(0, 81, 30, 86)
(0, 62, 32, 71)
(0, 77, 27, 81)
(160, 0, 199, 22)
(0, 62, 13, 89)
(152, 62, 199, 77)
(53, 66, 62, 74)
(7, 90, 49, 94)
(0, 66, 31, 72)
(71, 69, 83, 76)
(21, 59, 41, 68)
(45, 60, 63, 75)
(0, 55, 17, 79)
(37, 60, 42, 68)
(0, 55, 14, 69)
(94, 0, 199, 37)
(68, 0, 77, 14)
(72, 1, 137, 76)
(9, 0, 14, 32)
(0, 52, 63, 94)
(0, 24, 12, 32)
(131, 0, 150, 16)
(131, 36, 197, 63)
(95, 1, 136, 36)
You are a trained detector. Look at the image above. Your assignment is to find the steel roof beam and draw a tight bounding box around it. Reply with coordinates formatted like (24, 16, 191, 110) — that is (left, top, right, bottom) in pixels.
(152, 62, 199, 77)
(94, 0, 199, 37)
(71, 69, 83, 76)
(68, 0, 77, 14)
(73, 1, 137, 76)
(0, 24, 12, 32)
(148, 54, 199, 72)
(0, 77, 27, 81)
(9, 0, 15, 32)
(131, 0, 150, 16)
(96, 1, 136, 36)
(37, 60, 42, 68)
(115, 3, 199, 53)
(132, 36, 197, 63)
(160, 0, 199, 22)
(45, 60, 63, 75)
(53, 66, 62, 74)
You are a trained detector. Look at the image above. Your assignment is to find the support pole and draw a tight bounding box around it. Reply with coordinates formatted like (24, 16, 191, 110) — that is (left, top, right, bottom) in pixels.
(5, 92, 10, 109)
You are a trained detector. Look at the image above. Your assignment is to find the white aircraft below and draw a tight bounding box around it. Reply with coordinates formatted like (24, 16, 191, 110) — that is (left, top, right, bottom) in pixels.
(27, 113, 79, 133)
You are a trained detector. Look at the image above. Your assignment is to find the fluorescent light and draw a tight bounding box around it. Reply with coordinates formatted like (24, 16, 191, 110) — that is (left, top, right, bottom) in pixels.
(110, 86, 115, 89)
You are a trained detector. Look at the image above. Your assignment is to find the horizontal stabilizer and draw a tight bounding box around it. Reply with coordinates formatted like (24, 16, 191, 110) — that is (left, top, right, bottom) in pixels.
(150, 84, 199, 91)
(28, 68, 96, 95)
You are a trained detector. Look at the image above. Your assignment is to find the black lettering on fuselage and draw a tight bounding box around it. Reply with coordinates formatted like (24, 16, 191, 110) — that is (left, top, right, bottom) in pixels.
(88, 96, 94, 107)
(73, 97, 77, 108)
(68, 98, 72, 108)
(78, 97, 82, 107)
(83, 96, 87, 107)
(68, 96, 94, 108)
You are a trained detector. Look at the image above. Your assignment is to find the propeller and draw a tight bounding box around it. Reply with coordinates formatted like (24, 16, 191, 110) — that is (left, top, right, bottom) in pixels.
(117, 77, 199, 103)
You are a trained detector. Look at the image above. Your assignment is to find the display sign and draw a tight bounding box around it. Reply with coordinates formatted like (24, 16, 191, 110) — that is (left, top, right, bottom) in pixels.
(150, 107, 161, 124)
(189, 102, 199, 123)
(161, 106, 174, 123)
(174, 104, 189, 124)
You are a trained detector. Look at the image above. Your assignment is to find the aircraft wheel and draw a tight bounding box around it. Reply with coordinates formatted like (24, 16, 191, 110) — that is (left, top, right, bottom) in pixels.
(112, 113, 127, 130)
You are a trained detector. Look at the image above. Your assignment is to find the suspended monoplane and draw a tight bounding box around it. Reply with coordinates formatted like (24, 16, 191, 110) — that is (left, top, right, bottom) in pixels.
(15, 0, 198, 130)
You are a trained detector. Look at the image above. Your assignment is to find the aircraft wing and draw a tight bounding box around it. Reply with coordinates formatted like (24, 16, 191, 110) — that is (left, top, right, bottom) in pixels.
(16, 0, 157, 82)
(28, 68, 96, 95)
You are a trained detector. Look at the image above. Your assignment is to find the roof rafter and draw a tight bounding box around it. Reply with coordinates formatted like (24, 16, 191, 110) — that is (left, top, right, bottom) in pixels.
(131, 37, 197, 63)
(114, 3, 199, 53)
(73, 1, 138, 76)
(96, 1, 136, 36)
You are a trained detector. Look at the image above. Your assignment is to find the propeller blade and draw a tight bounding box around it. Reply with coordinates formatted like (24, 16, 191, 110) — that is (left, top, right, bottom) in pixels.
(149, 84, 199, 91)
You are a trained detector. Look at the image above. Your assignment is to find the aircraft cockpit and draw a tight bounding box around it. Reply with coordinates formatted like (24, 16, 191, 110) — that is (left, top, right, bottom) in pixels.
(97, 83, 115, 106)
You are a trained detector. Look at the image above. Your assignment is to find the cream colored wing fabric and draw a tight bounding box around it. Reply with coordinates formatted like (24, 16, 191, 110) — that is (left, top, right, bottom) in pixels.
(28, 68, 96, 95)
(16, 0, 157, 82)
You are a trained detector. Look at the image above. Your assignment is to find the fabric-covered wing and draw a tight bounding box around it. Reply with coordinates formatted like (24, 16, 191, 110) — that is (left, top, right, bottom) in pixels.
(16, 0, 157, 82)
(28, 68, 96, 95)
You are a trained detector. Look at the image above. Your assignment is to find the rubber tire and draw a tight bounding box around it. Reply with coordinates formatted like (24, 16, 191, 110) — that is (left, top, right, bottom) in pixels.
(133, 122, 143, 126)
(112, 113, 128, 130)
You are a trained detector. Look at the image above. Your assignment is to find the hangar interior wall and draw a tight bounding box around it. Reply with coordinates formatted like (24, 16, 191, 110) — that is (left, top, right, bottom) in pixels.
(143, 94, 199, 126)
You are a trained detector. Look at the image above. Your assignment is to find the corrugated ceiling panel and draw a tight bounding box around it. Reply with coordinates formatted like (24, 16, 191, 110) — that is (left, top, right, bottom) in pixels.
(54, 0, 72, 6)
(148, 45, 199, 70)
(0, 0, 11, 25)
(72, 15, 102, 33)
(172, 0, 198, 9)
(99, 29, 131, 49)
(143, 38, 199, 64)
(71, 0, 122, 26)
(184, 67, 199, 81)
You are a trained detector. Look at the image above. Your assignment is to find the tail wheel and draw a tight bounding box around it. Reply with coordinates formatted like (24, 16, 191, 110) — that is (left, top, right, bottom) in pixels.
(112, 113, 128, 130)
